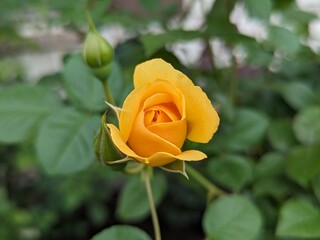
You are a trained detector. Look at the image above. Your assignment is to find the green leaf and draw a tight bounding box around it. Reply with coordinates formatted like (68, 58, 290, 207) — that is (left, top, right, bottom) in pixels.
(36, 108, 100, 175)
(214, 93, 235, 121)
(293, 106, 320, 145)
(312, 175, 320, 203)
(205, 0, 239, 42)
(267, 119, 296, 152)
(116, 174, 167, 222)
(282, 7, 317, 27)
(90, 0, 113, 25)
(281, 81, 317, 110)
(268, 26, 301, 55)
(141, 30, 201, 56)
(243, 41, 273, 67)
(286, 144, 320, 186)
(253, 153, 290, 200)
(116, 39, 145, 67)
(253, 177, 290, 200)
(255, 152, 284, 179)
(273, 0, 295, 10)
(203, 195, 262, 240)
(91, 225, 151, 240)
(206, 0, 234, 25)
(138, 0, 160, 11)
(87, 203, 109, 226)
(0, 84, 61, 143)
(208, 155, 253, 191)
(213, 108, 269, 152)
(108, 61, 130, 105)
(244, 0, 271, 20)
(276, 199, 320, 238)
(63, 54, 105, 111)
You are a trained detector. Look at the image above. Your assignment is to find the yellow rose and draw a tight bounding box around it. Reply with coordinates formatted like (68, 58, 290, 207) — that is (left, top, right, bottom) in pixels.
(107, 59, 219, 167)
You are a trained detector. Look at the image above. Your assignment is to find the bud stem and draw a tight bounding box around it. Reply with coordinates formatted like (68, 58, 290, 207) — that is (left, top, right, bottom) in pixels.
(86, 11, 97, 32)
(143, 167, 161, 240)
(102, 81, 115, 106)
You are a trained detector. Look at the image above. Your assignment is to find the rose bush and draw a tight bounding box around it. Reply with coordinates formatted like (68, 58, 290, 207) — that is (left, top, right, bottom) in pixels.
(107, 59, 219, 166)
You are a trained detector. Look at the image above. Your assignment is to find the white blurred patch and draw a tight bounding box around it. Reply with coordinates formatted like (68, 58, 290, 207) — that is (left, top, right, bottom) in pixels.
(308, 20, 320, 52)
(230, 3, 268, 41)
(210, 39, 232, 68)
(180, 0, 215, 30)
(296, 0, 320, 52)
(169, 39, 204, 66)
(296, 0, 320, 14)
(17, 51, 64, 82)
(15, 0, 320, 80)
(100, 24, 135, 47)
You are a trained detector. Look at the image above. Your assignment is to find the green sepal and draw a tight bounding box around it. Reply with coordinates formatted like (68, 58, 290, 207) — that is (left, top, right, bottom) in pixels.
(105, 100, 121, 121)
(161, 160, 188, 179)
(91, 63, 112, 82)
(94, 112, 129, 171)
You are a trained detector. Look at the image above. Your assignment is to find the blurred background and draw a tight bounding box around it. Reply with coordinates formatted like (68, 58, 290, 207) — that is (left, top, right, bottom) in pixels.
(1, 0, 320, 81)
(1, 0, 320, 239)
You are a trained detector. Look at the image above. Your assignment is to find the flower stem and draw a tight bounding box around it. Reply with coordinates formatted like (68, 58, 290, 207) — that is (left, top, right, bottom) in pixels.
(143, 167, 161, 240)
(125, 163, 144, 174)
(186, 164, 224, 199)
(102, 81, 115, 106)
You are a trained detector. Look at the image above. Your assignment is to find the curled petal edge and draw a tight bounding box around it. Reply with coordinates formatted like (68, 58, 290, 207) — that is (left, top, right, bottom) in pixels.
(107, 123, 207, 167)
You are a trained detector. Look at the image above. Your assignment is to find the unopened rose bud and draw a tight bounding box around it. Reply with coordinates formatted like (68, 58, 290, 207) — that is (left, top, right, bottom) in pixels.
(83, 14, 113, 69)
(94, 113, 128, 171)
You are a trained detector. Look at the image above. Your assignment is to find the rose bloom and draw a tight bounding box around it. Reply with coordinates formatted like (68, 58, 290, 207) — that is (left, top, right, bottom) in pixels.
(107, 59, 219, 167)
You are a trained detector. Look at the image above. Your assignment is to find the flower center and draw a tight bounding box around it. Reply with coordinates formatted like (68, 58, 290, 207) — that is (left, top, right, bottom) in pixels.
(144, 102, 181, 127)
(151, 110, 161, 123)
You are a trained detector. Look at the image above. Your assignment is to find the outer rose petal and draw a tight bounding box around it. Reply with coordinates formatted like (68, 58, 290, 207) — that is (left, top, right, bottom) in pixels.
(108, 124, 145, 162)
(108, 124, 207, 166)
(147, 150, 207, 166)
(134, 58, 219, 143)
(119, 86, 145, 142)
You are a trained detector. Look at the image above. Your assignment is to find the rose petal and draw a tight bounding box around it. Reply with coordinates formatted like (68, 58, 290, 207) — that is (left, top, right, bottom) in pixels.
(108, 124, 206, 167)
(174, 150, 207, 161)
(147, 119, 187, 148)
(146, 150, 207, 166)
(143, 91, 185, 118)
(128, 109, 182, 157)
(120, 79, 185, 142)
(108, 123, 144, 162)
(119, 86, 146, 142)
(145, 102, 181, 122)
(134, 58, 219, 143)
